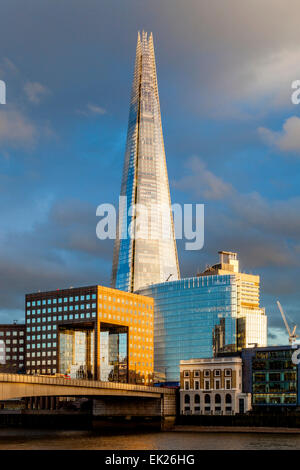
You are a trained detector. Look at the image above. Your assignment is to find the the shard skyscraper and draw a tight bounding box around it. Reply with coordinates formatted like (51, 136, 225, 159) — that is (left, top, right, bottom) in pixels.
(112, 31, 180, 292)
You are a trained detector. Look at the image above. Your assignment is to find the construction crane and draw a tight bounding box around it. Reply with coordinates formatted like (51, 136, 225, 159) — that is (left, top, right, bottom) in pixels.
(276, 300, 298, 345)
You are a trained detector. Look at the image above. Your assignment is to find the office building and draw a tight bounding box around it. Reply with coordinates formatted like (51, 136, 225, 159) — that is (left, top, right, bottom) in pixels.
(25, 285, 154, 384)
(179, 357, 251, 415)
(138, 252, 267, 383)
(199, 251, 267, 350)
(242, 345, 300, 407)
(112, 31, 180, 293)
(139, 275, 238, 383)
(0, 323, 25, 373)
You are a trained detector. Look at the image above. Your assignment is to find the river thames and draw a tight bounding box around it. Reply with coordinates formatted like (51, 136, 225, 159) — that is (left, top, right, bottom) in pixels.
(0, 428, 300, 450)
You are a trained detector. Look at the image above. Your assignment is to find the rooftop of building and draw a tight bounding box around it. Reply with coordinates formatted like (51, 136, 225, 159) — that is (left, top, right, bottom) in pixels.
(26, 284, 153, 303)
(180, 356, 242, 365)
(0, 323, 25, 328)
(137, 273, 237, 294)
(196, 251, 260, 281)
(242, 345, 296, 353)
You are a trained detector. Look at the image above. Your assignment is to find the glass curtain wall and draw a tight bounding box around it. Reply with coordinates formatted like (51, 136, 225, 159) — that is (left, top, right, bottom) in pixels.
(59, 328, 94, 379)
(100, 324, 128, 383)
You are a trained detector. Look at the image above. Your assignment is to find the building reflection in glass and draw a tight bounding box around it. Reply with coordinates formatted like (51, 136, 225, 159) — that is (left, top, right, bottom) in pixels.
(100, 323, 128, 383)
(59, 328, 94, 379)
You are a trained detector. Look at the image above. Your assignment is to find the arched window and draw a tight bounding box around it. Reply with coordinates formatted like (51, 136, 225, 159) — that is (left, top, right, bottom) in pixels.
(226, 394, 232, 404)
(204, 394, 210, 404)
(215, 394, 221, 404)
(184, 394, 190, 404)
(194, 394, 200, 404)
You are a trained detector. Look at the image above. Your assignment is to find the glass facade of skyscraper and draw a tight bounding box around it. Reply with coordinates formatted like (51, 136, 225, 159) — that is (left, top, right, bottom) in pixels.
(138, 275, 238, 383)
(112, 31, 180, 293)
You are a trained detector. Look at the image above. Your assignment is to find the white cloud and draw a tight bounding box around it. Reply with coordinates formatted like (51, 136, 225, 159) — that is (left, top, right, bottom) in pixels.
(77, 103, 107, 117)
(0, 109, 36, 146)
(24, 81, 50, 104)
(259, 116, 300, 154)
(173, 156, 233, 200)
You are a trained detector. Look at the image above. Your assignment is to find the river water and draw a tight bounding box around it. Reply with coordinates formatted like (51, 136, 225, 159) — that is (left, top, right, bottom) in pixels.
(0, 428, 300, 450)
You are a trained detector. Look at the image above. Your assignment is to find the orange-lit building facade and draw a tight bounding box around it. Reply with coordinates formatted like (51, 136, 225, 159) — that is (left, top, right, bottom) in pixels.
(25, 285, 154, 385)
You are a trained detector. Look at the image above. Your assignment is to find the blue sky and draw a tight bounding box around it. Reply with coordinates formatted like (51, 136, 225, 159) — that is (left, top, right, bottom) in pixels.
(0, 0, 300, 345)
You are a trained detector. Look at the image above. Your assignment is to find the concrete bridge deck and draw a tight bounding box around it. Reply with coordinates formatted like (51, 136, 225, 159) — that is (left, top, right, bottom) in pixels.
(0, 373, 174, 400)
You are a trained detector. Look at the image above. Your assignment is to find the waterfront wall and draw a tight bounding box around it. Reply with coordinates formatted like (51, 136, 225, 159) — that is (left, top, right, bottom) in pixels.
(177, 413, 300, 428)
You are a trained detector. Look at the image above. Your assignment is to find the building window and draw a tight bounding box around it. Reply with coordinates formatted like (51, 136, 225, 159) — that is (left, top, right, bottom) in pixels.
(225, 379, 231, 390)
(194, 380, 200, 390)
(184, 394, 190, 404)
(225, 369, 231, 377)
(184, 381, 189, 390)
(215, 379, 220, 390)
(215, 394, 221, 404)
(204, 370, 210, 377)
(194, 370, 200, 377)
(204, 394, 210, 404)
(204, 379, 210, 390)
(194, 394, 200, 404)
(225, 394, 232, 404)
(214, 369, 221, 377)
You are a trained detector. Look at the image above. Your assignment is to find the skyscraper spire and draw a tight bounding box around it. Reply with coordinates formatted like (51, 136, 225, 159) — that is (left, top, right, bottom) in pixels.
(112, 32, 180, 292)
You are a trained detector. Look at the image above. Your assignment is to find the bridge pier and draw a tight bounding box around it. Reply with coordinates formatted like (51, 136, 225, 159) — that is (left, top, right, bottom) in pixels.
(161, 389, 177, 430)
(92, 392, 176, 431)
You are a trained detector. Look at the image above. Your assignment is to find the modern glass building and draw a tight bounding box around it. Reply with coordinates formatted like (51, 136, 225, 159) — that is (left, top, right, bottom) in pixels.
(242, 346, 300, 407)
(138, 252, 267, 384)
(138, 275, 238, 383)
(199, 252, 267, 350)
(25, 285, 154, 384)
(112, 31, 180, 292)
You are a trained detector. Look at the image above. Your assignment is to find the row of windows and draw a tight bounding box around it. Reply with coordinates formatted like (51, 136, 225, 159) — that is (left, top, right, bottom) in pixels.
(26, 360, 57, 366)
(26, 294, 97, 306)
(27, 311, 97, 323)
(26, 325, 56, 333)
(0, 355, 24, 361)
(0, 339, 24, 345)
(0, 331, 24, 336)
(27, 296, 152, 309)
(27, 334, 57, 341)
(99, 311, 151, 327)
(27, 369, 57, 375)
(99, 305, 152, 317)
(184, 379, 232, 391)
(27, 351, 56, 357)
(183, 393, 233, 404)
(99, 295, 151, 309)
(26, 342, 57, 349)
(183, 369, 232, 378)
(27, 305, 96, 315)
(0, 347, 24, 352)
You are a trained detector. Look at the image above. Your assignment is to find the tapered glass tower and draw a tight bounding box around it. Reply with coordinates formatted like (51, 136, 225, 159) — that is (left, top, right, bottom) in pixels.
(112, 31, 180, 292)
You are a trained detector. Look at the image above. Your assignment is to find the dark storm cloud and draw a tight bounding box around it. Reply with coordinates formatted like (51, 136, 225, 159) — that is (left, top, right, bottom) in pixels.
(0, 198, 113, 318)
(0, 0, 300, 336)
